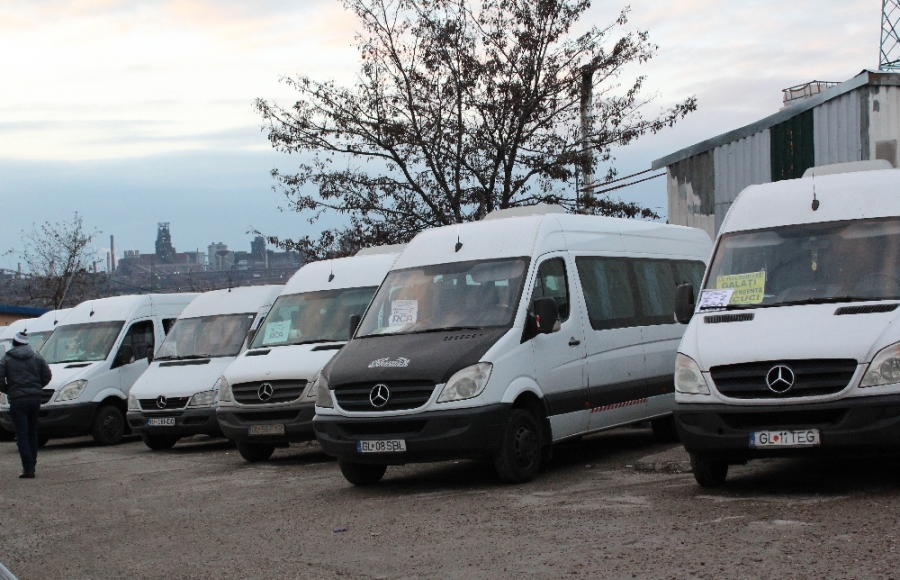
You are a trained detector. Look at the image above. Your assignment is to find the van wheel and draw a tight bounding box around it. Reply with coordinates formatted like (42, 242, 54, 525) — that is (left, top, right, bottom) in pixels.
(651, 416, 681, 443)
(493, 408, 542, 484)
(91, 405, 124, 446)
(339, 461, 387, 486)
(142, 434, 179, 451)
(690, 453, 728, 487)
(37, 436, 50, 448)
(237, 441, 275, 462)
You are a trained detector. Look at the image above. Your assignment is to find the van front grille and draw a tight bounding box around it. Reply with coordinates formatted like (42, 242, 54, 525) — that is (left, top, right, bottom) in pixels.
(140, 397, 189, 410)
(710, 359, 857, 399)
(232, 380, 307, 405)
(334, 381, 436, 412)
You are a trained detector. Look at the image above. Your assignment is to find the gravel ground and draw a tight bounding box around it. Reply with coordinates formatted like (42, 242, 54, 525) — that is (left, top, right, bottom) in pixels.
(0, 427, 898, 579)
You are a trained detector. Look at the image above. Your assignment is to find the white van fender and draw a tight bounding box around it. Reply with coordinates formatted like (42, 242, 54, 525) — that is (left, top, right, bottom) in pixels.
(91, 388, 126, 403)
(499, 376, 545, 405)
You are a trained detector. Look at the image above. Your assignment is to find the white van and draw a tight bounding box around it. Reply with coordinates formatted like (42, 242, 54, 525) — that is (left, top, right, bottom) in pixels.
(672, 163, 900, 487)
(312, 207, 712, 485)
(126, 285, 283, 450)
(0, 319, 31, 353)
(216, 248, 402, 462)
(0, 309, 72, 354)
(0, 294, 196, 446)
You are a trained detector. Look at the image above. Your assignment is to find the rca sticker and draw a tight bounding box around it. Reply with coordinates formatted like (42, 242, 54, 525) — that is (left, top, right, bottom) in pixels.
(390, 300, 418, 326)
(262, 320, 290, 344)
(716, 271, 765, 305)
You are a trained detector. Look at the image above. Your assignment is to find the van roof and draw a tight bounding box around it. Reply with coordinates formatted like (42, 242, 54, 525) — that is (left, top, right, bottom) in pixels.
(61, 294, 197, 325)
(22, 309, 71, 334)
(392, 213, 712, 271)
(179, 285, 283, 319)
(720, 168, 900, 235)
(282, 252, 401, 295)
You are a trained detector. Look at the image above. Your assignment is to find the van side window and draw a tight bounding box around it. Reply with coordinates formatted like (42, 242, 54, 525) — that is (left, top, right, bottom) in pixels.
(674, 260, 706, 296)
(575, 257, 639, 330)
(118, 320, 155, 363)
(633, 260, 678, 326)
(530, 258, 570, 322)
(162, 318, 177, 335)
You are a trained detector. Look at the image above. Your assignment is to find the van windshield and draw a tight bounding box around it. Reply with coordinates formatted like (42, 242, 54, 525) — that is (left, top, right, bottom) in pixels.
(41, 321, 125, 364)
(357, 257, 529, 337)
(705, 216, 900, 308)
(25, 332, 52, 353)
(250, 287, 378, 348)
(156, 314, 256, 360)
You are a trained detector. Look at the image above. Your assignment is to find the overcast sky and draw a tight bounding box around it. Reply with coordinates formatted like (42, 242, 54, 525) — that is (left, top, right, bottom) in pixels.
(0, 0, 880, 270)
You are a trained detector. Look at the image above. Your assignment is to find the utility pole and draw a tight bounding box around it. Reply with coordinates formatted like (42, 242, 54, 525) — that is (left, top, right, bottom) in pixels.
(579, 65, 595, 208)
(881, 0, 900, 70)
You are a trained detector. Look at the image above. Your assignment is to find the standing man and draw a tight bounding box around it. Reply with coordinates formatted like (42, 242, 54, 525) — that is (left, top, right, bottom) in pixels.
(0, 332, 51, 478)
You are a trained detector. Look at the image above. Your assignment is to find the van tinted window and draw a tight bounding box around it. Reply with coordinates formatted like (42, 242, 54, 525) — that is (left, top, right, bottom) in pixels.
(530, 258, 570, 322)
(576, 257, 706, 330)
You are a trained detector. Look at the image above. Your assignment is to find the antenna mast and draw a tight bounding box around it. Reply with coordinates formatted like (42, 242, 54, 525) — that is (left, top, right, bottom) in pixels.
(881, 0, 900, 70)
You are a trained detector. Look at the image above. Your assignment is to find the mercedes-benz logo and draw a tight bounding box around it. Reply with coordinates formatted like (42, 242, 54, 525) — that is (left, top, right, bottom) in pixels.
(258, 382, 274, 401)
(156, 395, 167, 409)
(369, 384, 390, 408)
(766, 365, 796, 394)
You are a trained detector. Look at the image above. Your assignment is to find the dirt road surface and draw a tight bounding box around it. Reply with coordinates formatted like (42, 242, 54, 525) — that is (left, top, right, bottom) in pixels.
(0, 427, 898, 579)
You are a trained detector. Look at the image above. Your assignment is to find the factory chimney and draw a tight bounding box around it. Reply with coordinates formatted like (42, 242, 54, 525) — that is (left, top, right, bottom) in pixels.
(110, 235, 116, 272)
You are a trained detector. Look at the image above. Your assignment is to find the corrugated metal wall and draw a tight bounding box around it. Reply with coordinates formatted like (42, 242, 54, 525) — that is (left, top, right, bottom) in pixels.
(666, 152, 716, 239)
(868, 85, 900, 167)
(813, 90, 862, 166)
(712, 131, 771, 232)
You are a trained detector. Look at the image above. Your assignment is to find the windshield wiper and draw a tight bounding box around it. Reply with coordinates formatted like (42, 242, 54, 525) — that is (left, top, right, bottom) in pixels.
(286, 339, 345, 346)
(157, 354, 215, 361)
(409, 326, 485, 334)
(700, 295, 888, 312)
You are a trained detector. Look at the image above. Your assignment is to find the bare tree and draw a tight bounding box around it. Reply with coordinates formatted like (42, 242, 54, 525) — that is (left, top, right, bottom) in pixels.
(17, 214, 102, 309)
(256, 0, 696, 258)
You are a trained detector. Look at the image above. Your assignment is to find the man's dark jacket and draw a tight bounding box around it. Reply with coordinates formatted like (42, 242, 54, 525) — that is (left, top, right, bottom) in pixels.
(0, 346, 52, 401)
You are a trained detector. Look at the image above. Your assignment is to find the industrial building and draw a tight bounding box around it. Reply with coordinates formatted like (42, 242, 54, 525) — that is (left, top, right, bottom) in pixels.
(652, 70, 900, 239)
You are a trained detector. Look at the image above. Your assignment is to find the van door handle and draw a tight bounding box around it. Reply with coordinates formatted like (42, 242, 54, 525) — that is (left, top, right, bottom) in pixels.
(568, 338, 581, 346)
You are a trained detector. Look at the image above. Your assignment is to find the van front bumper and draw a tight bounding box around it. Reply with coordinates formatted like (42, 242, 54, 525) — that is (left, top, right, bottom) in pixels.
(0, 402, 99, 438)
(216, 402, 316, 444)
(674, 394, 900, 462)
(313, 404, 511, 465)
(127, 408, 221, 437)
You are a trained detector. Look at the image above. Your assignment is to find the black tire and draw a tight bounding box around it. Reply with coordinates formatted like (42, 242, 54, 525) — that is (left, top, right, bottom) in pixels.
(37, 436, 50, 448)
(651, 416, 681, 443)
(141, 434, 179, 451)
(493, 408, 542, 484)
(91, 405, 125, 446)
(690, 453, 728, 487)
(338, 461, 387, 486)
(236, 441, 275, 462)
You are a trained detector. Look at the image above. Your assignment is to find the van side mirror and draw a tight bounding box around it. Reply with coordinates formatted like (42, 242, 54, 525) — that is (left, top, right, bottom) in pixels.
(112, 344, 134, 369)
(674, 284, 695, 324)
(246, 327, 257, 346)
(349, 314, 361, 340)
(533, 298, 559, 334)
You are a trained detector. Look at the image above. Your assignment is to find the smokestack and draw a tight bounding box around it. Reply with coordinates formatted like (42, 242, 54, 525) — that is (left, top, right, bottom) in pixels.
(106, 252, 111, 273)
(17, 263, 21, 278)
(110, 235, 116, 272)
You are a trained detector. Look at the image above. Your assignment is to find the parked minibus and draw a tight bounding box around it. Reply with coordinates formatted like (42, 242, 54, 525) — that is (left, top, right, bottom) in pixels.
(127, 285, 283, 450)
(672, 162, 900, 486)
(312, 206, 712, 485)
(0, 294, 196, 445)
(216, 247, 403, 462)
(0, 319, 30, 353)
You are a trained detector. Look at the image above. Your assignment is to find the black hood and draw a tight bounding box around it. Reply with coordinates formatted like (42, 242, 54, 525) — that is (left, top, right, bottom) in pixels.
(323, 328, 509, 387)
(6, 345, 35, 361)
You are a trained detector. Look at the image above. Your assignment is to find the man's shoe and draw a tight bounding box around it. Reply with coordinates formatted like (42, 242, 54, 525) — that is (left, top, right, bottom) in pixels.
(19, 472, 34, 479)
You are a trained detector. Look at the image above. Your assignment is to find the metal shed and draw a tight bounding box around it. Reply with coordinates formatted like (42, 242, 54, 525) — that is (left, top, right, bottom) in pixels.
(652, 70, 900, 239)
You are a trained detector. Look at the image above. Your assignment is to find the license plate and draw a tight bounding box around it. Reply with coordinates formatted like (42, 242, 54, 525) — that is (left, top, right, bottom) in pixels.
(749, 429, 820, 448)
(357, 439, 406, 453)
(248, 424, 285, 436)
(146, 417, 176, 427)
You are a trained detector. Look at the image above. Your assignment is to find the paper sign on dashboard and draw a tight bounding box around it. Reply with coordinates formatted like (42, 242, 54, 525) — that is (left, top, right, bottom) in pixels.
(389, 300, 418, 326)
(716, 271, 766, 305)
(696, 289, 734, 312)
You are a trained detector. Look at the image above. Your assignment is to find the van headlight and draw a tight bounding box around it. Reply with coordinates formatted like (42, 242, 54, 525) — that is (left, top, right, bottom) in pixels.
(188, 390, 217, 408)
(216, 376, 232, 402)
(128, 394, 140, 411)
(674, 354, 710, 395)
(313, 372, 333, 408)
(861, 342, 900, 387)
(57, 380, 88, 402)
(437, 363, 492, 403)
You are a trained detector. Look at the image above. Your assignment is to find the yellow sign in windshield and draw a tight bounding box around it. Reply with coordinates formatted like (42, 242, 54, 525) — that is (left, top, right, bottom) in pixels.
(716, 271, 766, 305)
